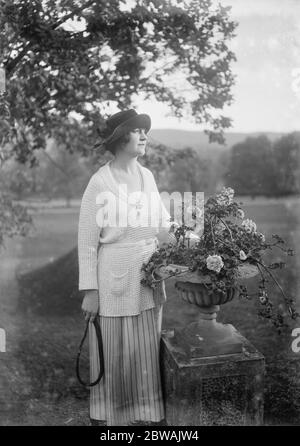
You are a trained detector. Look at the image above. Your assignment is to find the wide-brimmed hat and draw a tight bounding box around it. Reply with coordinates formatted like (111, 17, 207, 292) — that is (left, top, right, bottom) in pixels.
(98, 109, 151, 147)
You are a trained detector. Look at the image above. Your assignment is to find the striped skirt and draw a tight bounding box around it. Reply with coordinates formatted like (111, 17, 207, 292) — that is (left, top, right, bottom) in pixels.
(88, 304, 165, 426)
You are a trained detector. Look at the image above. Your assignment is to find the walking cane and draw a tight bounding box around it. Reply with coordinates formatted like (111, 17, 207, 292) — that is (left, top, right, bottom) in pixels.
(76, 317, 105, 387)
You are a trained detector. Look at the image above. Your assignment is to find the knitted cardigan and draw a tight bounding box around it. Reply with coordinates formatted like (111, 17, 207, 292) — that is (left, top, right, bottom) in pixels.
(77, 159, 176, 316)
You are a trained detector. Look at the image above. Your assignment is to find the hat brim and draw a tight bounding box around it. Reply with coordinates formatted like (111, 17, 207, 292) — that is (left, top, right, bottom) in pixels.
(103, 113, 151, 145)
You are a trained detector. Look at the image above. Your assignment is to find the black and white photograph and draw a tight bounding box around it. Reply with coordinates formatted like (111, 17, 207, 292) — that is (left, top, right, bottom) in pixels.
(0, 0, 300, 429)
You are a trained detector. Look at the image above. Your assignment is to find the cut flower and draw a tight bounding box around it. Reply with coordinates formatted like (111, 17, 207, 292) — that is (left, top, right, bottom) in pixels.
(141, 185, 298, 331)
(215, 187, 235, 206)
(239, 250, 247, 261)
(206, 254, 224, 273)
(241, 218, 257, 234)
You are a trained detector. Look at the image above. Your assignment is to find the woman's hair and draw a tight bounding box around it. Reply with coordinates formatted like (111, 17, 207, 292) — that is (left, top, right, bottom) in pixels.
(105, 131, 131, 155)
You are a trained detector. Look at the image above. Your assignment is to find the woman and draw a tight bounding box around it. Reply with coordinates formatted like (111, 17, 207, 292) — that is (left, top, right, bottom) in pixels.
(77, 109, 176, 426)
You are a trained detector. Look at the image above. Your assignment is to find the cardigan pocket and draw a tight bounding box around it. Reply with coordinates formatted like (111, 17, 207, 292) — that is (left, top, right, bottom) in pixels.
(97, 240, 157, 315)
(109, 268, 130, 297)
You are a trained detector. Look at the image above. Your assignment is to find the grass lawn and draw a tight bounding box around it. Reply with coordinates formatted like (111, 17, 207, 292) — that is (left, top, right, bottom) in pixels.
(0, 197, 299, 425)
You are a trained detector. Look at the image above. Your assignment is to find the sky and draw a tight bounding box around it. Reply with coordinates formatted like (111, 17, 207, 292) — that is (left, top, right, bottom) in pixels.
(134, 0, 300, 133)
(64, 0, 300, 133)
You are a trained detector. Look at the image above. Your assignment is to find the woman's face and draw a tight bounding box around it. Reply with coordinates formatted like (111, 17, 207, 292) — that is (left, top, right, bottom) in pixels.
(121, 127, 148, 156)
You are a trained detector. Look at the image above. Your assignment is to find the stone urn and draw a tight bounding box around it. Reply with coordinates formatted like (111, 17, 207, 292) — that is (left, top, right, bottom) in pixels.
(156, 263, 259, 358)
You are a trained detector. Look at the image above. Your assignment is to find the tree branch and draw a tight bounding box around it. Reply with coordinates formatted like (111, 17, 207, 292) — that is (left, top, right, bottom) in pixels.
(53, 0, 96, 29)
(5, 0, 97, 75)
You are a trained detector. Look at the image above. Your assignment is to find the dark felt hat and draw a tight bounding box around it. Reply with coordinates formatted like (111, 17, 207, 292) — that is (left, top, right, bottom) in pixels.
(100, 109, 151, 146)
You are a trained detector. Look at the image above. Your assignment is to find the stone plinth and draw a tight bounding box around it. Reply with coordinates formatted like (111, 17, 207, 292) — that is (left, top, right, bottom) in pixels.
(160, 329, 265, 426)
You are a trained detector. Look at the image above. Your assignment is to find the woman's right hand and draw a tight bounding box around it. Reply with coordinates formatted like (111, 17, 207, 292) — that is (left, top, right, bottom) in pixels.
(81, 290, 99, 322)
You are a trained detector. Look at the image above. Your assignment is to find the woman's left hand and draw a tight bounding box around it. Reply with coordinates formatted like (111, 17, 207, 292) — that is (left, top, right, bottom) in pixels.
(81, 290, 99, 322)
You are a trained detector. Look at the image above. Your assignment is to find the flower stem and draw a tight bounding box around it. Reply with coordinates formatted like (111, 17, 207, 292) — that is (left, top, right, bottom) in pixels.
(151, 267, 192, 284)
(219, 217, 233, 241)
(255, 259, 292, 310)
(210, 217, 216, 250)
(256, 262, 266, 287)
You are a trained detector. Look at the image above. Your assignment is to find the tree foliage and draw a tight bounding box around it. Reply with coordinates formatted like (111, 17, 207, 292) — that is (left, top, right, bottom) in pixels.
(224, 135, 277, 197)
(224, 133, 300, 197)
(165, 146, 211, 193)
(0, 0, 237, 166)
(0, 191, 33, 248)
(272, 132, 300, 196)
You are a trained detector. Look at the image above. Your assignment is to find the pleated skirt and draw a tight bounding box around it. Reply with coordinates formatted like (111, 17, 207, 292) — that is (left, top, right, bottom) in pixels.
(88, 304, 165, 426)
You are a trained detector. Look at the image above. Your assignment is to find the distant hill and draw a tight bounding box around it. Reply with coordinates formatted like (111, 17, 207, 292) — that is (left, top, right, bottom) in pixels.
(149, 129, 283, 157)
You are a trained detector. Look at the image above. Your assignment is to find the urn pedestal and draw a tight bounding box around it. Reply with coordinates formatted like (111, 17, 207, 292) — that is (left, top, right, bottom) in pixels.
(160, 329, 265, 426)
(158, 263, 259, 358)
(174, 280, 243, 357)
(157, 264, 265, 425)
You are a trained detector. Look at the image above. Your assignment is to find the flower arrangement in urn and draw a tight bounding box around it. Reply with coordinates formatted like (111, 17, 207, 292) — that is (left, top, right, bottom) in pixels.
(142, 187, 299, 332)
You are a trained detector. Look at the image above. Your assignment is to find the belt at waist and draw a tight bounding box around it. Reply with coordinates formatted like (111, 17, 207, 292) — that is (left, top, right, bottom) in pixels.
(100, 237, 158, 249)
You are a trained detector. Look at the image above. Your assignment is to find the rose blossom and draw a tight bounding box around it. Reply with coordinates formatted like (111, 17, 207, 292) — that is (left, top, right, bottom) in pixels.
(215, 187, 235, 206)
(241, 218, 257, 234)
(239, 250, 247, 261)
(206, 255, 224, 273)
